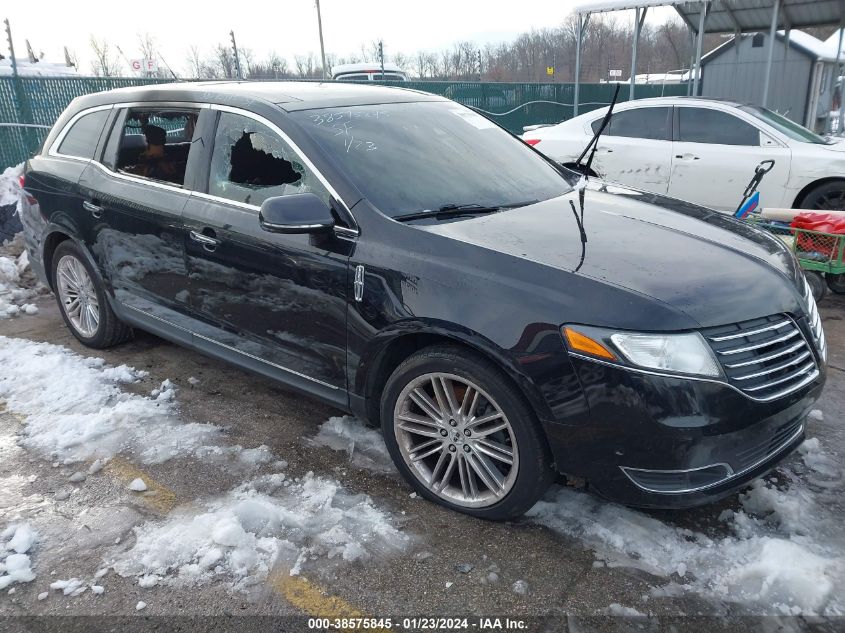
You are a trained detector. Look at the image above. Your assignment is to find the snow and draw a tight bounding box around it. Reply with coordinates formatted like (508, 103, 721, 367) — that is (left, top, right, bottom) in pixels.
(512, 579, 528, 595)
(129, 478, 148, 492)
(0, 167, 42, 321)
(529, 438, 845, 614)
(111, 471, 410, 591)
(308, 416, 395, 474)
(5, 523, 36, 553)
(604, 604, 645, 616)
(0, 59, 79, 77)
(0, 336, 227, 464)
(136, 601, 147, 610)
(50, 577, 85, 596)
(0, 524, 37, 589)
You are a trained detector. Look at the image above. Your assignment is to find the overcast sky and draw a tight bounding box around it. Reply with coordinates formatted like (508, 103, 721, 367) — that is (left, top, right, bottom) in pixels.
(4, 0, 676, 76)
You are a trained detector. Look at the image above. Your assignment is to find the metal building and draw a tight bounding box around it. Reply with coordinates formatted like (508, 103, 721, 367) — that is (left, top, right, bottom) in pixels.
(700, 30, 842, 131)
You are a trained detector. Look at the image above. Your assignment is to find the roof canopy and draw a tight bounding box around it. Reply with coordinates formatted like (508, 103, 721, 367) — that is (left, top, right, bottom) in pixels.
(573, 0, 845, 33)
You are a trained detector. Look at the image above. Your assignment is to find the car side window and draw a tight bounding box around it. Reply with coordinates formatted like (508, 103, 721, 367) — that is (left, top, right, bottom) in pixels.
(677, 108, 760, 146)
(114, 108, 200, 186)
(208, 111, 329, 207)
(591, 107, 670, 141)
(57, 110, 110, 159)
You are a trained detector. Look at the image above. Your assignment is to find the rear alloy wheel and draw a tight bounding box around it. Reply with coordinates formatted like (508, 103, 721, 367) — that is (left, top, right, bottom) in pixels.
(56, 254, 100, 338)
(381, 345, 554, 520)
(800, 181, 845, 211)
(51, 240, 132, 348)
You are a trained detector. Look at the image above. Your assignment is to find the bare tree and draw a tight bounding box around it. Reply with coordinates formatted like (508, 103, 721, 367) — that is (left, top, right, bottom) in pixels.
(213, 43, 236, 79)
(89, 36, 122, 77)
(186, 45, 203, 78)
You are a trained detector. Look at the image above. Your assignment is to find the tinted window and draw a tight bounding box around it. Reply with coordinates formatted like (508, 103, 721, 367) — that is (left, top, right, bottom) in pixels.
(591, 107, 670, 140)
(208, 112, 329, 207)
(677, 108, 760, 146)
(293, 102, 571, 217)
(115, 108, 199, 186)
(57, 110, 110, 159)
(739, 105, 828, 144)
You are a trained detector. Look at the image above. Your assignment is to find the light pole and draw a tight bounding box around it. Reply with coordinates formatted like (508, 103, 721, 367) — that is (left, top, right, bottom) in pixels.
(315, 0, 328, 79)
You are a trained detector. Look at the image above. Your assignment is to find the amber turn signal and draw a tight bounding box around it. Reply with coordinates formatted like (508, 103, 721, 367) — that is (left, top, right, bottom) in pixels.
(562, 327, 617, 360)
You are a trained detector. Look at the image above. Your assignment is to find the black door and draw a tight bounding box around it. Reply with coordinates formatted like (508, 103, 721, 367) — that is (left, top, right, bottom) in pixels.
(79, 106, 207, 323)
(181, 108, 351, 399)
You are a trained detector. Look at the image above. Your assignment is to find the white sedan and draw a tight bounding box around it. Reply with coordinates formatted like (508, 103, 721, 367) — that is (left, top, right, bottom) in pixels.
(522, 97, 845, 213)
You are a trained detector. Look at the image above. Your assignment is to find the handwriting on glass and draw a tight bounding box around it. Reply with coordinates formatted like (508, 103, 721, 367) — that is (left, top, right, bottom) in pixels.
(309, 111, 384, 153)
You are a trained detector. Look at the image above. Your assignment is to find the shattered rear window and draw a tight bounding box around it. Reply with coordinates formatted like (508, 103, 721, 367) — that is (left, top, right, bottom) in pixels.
(208, 112, 327, 207)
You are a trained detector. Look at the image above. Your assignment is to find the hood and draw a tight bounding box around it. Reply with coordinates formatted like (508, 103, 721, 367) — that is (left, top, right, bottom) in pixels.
(821, 138, 845, 153)
(417, 183, 804, 329)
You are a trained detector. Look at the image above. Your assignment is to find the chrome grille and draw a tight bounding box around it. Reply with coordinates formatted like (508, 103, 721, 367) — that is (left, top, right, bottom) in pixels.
(703, 315, 818, 402)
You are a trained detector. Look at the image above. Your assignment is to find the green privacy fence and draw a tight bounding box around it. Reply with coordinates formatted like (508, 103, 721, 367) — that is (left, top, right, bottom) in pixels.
(0, 76, 688, 169)
(371, 80, 688, 134)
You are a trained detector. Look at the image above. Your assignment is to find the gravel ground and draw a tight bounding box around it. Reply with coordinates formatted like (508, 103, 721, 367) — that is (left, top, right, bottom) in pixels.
(0, 288, 843, 633)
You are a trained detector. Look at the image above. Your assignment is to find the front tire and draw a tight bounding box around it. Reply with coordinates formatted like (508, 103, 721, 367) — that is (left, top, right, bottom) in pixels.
(800, 181, 845, 211)
(51, 240, 132, 348)
(380, 345, 555, 520)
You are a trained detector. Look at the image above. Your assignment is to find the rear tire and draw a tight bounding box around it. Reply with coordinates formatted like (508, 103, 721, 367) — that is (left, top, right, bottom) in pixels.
(826, 273, 845, 294)
(380, 344, 555, 520)
(804, 271, 827, 303)
(799, 181, 845, 211)
(51, 240, 132, 348)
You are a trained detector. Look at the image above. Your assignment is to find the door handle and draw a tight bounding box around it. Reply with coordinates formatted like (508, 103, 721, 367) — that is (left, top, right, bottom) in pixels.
(675, 154, 700, 161)
(190, 229, 221, 252)
(597, 147, 613, 154)
(83, 200, 103, 218)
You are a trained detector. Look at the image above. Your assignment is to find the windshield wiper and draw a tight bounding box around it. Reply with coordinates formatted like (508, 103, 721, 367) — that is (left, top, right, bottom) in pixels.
(573, 83, 621, 179)
(393, 201, 537, 223)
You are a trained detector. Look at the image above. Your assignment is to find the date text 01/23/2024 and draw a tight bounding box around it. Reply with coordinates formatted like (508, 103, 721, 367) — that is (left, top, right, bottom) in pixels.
(307, 617, 529, 630)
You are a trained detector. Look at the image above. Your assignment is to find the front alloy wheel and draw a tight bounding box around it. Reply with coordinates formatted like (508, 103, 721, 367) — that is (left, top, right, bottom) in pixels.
(394, 372, 519, 508)
(381, 345, 554, 520)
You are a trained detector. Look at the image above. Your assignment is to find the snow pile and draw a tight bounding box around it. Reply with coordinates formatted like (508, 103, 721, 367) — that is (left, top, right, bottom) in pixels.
(529, 439, 845, 615)
(308, 416, 395, 474)
(0, 164, 22, 208)
(0, 523, 37, 589)
(0, 234, 42, 319)
(112, 471, 410, 591)
(0, 336, 224, 464)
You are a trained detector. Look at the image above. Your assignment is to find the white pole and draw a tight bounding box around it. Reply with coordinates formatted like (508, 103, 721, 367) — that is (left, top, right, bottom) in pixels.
(316, 0, 328, 80)
(761, 0, 781, 106)
(630, 7, 642, 100)
(692, 2, 706, 96)
(831, 24, 844, 134)
(574, 13, 588, 116)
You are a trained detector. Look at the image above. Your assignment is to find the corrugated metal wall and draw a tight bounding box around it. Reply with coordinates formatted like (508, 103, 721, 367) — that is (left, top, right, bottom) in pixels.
(700, 33, 815, 126)
(0, 77, 688, 169)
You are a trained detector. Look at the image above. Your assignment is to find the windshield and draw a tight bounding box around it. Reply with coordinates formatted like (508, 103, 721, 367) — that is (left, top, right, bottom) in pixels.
(739, 105, 829, 144)
(293, 102, 572, 217)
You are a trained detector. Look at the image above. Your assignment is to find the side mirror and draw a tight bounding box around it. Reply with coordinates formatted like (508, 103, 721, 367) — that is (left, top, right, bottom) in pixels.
(258, 193, 334, 234)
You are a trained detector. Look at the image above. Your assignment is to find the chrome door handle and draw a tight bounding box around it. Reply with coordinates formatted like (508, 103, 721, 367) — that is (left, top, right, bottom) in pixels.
(675, 154, 700, 160)
(190, 230, 221, 252)
(83, 200, 103, 218)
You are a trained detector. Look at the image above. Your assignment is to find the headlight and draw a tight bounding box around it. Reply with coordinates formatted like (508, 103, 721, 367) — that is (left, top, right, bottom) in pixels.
(610, 332, 721, 377)
(563, 326, 722, 378)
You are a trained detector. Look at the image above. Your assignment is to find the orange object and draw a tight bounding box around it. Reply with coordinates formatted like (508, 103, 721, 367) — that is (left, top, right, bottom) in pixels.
(562, 327, 617, 360)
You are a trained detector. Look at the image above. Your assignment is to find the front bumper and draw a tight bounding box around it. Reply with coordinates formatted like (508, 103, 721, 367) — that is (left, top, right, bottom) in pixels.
(543, 354, 825, 509)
